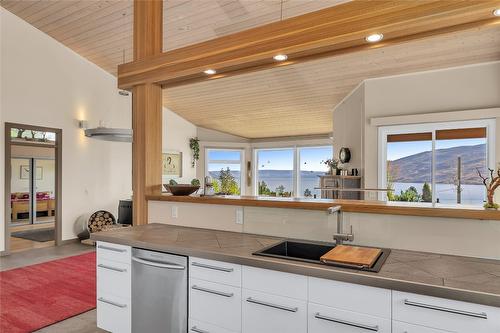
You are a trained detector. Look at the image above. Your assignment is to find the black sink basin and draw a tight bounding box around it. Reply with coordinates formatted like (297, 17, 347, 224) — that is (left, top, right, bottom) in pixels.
(253, 240, 390, 273)
(254, 240, 334, 263)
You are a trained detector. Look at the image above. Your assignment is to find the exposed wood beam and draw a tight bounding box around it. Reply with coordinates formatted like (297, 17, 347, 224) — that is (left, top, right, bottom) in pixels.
(132, 0, 163, 226)
(118, 0, 500, 90)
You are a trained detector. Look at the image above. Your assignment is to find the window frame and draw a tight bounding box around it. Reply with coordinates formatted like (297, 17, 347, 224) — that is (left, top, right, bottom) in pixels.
(253, 145, 333, 198)
(378, 119, 496, 205)
(205, 147, 246, 195)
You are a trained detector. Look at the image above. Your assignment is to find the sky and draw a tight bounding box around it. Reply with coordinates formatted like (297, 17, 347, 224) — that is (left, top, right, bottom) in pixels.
(207, 147, 333, 172)
(387, 138, 486, 161)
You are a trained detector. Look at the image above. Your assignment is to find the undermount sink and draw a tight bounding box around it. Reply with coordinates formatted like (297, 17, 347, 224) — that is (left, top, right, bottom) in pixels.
(253, 240, 390, 273)
(253, 240, 334, 263)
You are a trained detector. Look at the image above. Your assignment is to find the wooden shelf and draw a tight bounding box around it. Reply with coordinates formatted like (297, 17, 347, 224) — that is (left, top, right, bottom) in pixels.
(146, 194, 500, 221)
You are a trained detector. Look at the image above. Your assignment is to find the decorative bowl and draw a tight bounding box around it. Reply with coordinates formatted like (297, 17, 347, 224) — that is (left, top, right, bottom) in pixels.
(163, 184, 200, 196)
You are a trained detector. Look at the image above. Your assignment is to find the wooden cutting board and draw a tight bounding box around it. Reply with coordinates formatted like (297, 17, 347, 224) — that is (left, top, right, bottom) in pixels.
(320, 245, 382, 267)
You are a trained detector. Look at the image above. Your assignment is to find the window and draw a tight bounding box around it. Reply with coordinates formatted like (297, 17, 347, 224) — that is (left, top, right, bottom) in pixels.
(299, 146, 333, 198)
(255, 146, 333, 198)
(379, 120, 495, 206)
(256, 148, 294, 197)
(10, 127, 56, 144)
(206, 149, 244, 195)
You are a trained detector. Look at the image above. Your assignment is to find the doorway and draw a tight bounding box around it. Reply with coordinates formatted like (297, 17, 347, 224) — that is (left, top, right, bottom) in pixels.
(4, 123, 62, 254)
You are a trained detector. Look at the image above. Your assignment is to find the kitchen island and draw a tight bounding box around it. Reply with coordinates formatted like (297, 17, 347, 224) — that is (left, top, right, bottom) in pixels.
(91, 223, 500, 333)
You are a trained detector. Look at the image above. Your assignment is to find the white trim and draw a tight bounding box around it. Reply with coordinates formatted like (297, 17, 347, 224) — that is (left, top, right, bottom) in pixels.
(205, 147, 246, 195)
(370, 108, 500, 127)
(378, 118, 496, 205)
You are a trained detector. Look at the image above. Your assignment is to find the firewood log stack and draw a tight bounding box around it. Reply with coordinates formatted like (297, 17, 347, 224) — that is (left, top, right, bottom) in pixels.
(88, 210, 115, 233)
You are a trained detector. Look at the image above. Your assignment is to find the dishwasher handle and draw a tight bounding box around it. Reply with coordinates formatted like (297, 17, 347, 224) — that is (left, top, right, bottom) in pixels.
(132, 256, 186, 270)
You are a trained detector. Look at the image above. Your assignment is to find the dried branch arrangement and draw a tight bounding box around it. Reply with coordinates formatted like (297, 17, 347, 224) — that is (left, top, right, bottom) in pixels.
(477, 168, 500, 209)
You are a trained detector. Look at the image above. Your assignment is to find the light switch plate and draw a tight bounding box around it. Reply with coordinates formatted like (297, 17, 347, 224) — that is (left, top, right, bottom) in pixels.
(236, 207, 244, 224)
(171, 206, 178, 218)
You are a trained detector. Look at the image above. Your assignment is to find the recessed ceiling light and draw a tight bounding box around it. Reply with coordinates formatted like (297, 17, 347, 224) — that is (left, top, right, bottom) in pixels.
(493, 8, 500, 17)
(273, 54, 288, 61)
(204, 69, 216, 75)
(365, 33, 384, 43)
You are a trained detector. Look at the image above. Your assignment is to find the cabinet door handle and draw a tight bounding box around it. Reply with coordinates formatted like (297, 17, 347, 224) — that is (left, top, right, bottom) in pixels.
(97, 263, 127, 272)
(246, 297, 298, 313)
(192, 261, 234, 272)
(192, 285, 234, 298)
(314, 313, 379, 332)
(98, 297, 127, 308)
(404, 299, 487, 319)
(98, 245, 127, 253)
(191, 326, 210, 333)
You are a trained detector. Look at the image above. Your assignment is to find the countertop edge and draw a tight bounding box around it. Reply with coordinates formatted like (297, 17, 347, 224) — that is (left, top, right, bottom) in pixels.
(91, 232, 500, 308)
(146, 194, 500, 221)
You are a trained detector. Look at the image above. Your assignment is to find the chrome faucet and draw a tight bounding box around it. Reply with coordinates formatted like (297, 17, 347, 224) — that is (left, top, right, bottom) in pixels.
(328, 206, 354, 245)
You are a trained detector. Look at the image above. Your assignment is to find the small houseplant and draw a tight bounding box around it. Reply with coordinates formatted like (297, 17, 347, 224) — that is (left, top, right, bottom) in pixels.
(189, 137, 200, 167)
(322, 158, 341, 175)
(477, 167, 500, 210)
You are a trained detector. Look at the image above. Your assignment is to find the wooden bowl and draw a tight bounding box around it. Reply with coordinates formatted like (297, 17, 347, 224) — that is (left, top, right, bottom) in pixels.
(163, 184, 200, 196)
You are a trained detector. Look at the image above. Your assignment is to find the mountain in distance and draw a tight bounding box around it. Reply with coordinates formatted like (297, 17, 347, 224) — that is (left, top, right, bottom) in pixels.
(388, 144, 487, 185)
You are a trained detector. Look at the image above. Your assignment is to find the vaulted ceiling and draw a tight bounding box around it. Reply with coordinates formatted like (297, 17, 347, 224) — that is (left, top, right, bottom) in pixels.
(2, 0, 500, 138)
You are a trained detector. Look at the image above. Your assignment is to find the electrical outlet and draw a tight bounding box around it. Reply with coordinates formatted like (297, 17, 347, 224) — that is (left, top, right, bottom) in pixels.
(235, 207, 244, 224)
(171, 206, 178, 219)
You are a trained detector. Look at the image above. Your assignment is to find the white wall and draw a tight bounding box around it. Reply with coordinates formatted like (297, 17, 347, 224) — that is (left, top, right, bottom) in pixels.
(0, 8, 132, 251)
(162, 107, 197, 185)
(149, 201, 500, 259)
(363, 61, 500, 190)
(332, 83, 364, 181)
(11, 158, 55, 194)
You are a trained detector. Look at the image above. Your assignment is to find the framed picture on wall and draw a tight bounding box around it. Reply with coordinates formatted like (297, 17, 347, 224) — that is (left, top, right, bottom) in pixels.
(162, 151, 182, 178)
(20, 165, 43, 180)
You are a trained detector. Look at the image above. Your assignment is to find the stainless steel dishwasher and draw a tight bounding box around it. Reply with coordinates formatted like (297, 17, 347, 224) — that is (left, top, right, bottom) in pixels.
(132, 248, 187, 333)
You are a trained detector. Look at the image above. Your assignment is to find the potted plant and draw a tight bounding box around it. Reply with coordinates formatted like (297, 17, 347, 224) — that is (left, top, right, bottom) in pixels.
(477, 168, 500, 210)
(189, 137, 200, 167)
(322, 158, 341, 175)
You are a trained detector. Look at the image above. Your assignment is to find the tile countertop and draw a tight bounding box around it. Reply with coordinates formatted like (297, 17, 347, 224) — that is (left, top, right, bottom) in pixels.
(91, 223, 500, 308)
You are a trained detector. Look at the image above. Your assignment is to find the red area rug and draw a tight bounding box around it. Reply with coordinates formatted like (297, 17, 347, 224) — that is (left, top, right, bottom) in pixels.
(0, 252, 96, 333)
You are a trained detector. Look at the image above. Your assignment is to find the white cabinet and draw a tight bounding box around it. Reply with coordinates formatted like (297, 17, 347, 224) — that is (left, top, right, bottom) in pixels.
(242, 266, 307, 300)
(96, 241, 131, 333)
(242, 289, 307, 333)
(393, 291, 500, 333)
(189, 319, 239, 333)
(309, 277, 391, 319)
(308, 303, 391, 333)
(392, 321, 451, 333)
(190, 257, 241, 287)
(190, 278, 242, 332)
(97, 241, 131, 264)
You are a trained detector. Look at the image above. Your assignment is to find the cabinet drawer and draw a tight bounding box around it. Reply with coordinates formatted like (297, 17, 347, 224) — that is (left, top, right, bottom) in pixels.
(97, 241, 131, 264)
(190, 257, 241, 287)
(96, 292, 131, 333)
(242, 289, 307, 333)
(393, 321, 452, 333)
(308, 303, 391, 333)
(97, 258, 131, 299)
(308, 277, 391, 318)
(189, 278, 241, 332)
(393, 291, 500, 333)
(189, 319, 239, 333)
(242, 266, 307, 300)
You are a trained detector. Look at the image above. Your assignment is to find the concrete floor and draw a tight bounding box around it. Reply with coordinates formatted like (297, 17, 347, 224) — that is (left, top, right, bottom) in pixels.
(1, 242, 105, 332)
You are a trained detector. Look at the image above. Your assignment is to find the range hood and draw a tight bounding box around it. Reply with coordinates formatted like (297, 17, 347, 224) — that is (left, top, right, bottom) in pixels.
(84, 127, 133, 142)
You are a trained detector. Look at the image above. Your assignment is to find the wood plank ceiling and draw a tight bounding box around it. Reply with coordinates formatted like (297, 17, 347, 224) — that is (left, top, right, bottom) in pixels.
(2, 0, 500, 138)
(163, 23, 500, 138)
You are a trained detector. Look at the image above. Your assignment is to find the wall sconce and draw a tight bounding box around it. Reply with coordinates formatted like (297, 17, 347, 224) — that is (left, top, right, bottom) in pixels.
(78, 120, 89, 129)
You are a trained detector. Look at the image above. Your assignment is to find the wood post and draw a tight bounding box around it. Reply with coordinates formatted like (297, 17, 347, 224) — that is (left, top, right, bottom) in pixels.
(132, 0, 163, 225)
